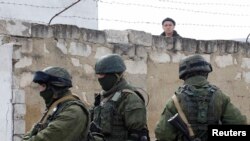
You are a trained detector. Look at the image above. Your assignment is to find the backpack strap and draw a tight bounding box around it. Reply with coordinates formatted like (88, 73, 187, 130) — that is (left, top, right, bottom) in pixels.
(172, 94, 195, 137)
(122, 89, 145, 103)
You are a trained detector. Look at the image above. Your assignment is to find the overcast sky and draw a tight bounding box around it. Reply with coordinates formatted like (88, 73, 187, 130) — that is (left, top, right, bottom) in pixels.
(98, 0, 250, 40)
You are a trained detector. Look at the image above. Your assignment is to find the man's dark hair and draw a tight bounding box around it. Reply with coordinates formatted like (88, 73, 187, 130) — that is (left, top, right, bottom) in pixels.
(162, 17, 176, 26)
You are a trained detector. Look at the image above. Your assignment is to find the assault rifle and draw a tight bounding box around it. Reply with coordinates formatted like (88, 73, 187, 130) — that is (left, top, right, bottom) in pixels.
(168, 113, 192, 141)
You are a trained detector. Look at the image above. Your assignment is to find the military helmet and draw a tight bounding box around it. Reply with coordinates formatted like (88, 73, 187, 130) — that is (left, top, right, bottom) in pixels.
(33, 66, 72, 87)
(179, 54, 212, 80)
(95, 54, 126, 74)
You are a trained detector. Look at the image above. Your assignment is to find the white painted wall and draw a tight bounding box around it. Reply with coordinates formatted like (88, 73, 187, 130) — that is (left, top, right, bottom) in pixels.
(0, 43, 13, 141)
(0, 0, 98, 29)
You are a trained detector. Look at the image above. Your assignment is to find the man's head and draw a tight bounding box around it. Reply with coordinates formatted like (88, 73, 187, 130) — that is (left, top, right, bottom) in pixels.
(95, 54, 126, 91)
(33, 66, 72, 106)
(179, 54, 213, 80)
(162, 17, 176, 37)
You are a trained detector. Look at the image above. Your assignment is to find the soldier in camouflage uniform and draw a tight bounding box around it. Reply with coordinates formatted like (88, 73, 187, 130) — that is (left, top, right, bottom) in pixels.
(155, 54, 247, 141)
(90, 54, 150, 141)
(23, 66, 89, 141)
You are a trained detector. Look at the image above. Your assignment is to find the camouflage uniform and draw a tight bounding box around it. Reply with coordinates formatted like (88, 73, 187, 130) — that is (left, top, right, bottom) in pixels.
(155, 55, 247, 141)
(91, 54, 149, 141)
(23, 67, 89, 141)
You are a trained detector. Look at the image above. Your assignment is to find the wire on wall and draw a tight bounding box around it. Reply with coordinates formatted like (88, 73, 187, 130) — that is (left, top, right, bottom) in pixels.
(0, 1, 64, 9)
(0, 15, 249, 29)
(48, 0, 82, 25)
(98, 0, 250, 17)
(1, 0, 248, 17)
(58, 15, 250, 28)
(157, 0, 250, 7)
(0, 0, 249, 30)
(246, 33, 250, 44)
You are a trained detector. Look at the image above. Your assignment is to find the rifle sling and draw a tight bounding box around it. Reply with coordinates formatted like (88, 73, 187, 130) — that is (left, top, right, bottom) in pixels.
(39, 94, 78, 124)
(172, 95, 195, 137)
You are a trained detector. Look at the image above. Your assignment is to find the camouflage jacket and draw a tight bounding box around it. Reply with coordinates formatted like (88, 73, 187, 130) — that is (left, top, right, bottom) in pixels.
(22, 91, 89, 141)
(155, 76, 247, 141)
(92, 79, 148, 141)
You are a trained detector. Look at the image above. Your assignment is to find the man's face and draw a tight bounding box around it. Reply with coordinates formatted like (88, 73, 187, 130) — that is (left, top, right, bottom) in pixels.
(96, 73, 118, 91)
(162, 21, 175, 35)
(38, 83, 46, 92)
(96, 74, 105, 79)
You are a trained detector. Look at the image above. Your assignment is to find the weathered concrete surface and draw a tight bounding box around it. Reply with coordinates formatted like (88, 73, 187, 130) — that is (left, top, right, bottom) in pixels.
(0, 43, 13, 141)
(0, 20, 250, 140)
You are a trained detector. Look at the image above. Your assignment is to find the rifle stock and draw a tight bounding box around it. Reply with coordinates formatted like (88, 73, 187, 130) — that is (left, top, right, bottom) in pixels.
(168, 113, 192, 141)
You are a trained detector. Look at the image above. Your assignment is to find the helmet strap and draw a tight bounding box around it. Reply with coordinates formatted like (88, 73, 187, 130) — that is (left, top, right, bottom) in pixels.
(115, 73, 123, 82)
(51, 86, 69, 99)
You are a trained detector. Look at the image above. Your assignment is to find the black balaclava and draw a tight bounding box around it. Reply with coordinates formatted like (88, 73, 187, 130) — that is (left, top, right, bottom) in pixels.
(98, 74, 120, 91)
(40, 84, 54, 108)
(40, 85, 69, 108)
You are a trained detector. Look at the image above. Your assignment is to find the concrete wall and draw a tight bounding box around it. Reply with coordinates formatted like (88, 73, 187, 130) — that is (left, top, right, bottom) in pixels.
(0, 19, 250, 140)
(0, 43, 13, 141)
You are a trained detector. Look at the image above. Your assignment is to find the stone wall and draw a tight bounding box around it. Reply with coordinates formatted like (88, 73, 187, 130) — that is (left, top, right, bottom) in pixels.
(0, 20, 250, 140)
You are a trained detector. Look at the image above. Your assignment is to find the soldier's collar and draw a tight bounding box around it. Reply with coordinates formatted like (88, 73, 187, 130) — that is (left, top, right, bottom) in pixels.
(184, 76, 208, 87)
